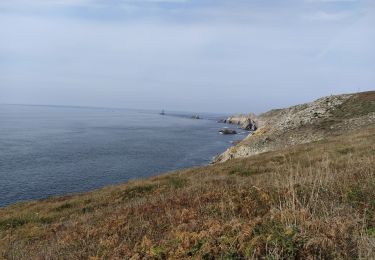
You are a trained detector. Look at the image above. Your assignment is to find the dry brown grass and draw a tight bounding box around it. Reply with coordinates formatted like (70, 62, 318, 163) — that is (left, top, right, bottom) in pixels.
(1, 126, 375, 259)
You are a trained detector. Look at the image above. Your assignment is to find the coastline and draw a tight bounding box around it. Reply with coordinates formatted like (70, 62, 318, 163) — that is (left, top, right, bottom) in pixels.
(2, 91, 373, 208)
(1, 125, 374, 258)
(0, 91, 374, 258)
(0, 108, 245, 208)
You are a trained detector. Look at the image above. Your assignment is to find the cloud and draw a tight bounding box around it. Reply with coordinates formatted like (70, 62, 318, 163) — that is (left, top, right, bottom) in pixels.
(124, 0, 190, 3)
(0, 0, 190, 8)
(306, 0, 358, 2)
(0, 0, 93, 7)
(302, 10, 356, 21)
(0, 0, 374, 112)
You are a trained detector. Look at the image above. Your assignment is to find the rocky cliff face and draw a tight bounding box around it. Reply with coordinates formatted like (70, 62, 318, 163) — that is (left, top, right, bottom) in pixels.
(214, 91, 375, 163)
(222, 114, 257, 131)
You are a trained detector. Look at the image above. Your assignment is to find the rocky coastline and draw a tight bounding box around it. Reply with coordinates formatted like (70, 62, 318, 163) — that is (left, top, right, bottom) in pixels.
(1, 91, 374, 259)
(214, 91, 375, 163)
(218, 114, 257, 131)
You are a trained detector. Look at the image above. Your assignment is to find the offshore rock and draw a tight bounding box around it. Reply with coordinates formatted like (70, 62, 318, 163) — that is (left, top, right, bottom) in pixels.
(219, 129, 237, 135)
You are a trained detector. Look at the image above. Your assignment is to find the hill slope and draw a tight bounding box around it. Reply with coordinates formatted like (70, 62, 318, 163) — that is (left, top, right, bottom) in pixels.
(215, 91, 375, 162)
(0, 91, 374, 259)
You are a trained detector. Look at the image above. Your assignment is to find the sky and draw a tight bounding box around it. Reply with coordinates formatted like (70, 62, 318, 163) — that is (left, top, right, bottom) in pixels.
(0, 0, 374, 114)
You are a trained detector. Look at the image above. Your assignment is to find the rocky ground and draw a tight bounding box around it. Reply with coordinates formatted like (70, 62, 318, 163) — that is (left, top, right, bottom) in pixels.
(215, 91, 375, 162)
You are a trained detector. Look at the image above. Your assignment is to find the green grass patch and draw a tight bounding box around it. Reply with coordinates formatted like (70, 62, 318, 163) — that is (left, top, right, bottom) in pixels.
(188, 239, 205, 256)
(0, 218, 29, 230)
(252, 221, 301, 259)
(151, 245, 166, 259)
(0, 214, 53, 231)
(336, 147, 355, 155)
(120, 184, 158, 200)
(53, 202, 76, 212)
(368, 228, 375, 238)
(346, 184, 375, 210)
(164, 176, 188, 189)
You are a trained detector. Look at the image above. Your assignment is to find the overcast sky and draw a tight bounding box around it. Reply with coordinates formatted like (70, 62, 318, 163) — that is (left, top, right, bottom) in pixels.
(0, 0, 374, 113)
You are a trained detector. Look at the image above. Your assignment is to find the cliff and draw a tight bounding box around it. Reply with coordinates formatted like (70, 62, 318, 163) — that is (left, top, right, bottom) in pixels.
(215, 91, 375, 162)
(222, 114, 258, 131)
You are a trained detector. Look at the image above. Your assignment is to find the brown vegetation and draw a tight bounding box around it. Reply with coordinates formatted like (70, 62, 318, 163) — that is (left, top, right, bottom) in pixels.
(1, 125, 375, 259)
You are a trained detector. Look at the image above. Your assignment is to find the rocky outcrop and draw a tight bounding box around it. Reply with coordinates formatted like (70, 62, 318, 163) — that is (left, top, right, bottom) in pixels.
(219, 128, 237, 135)
(214, 91, 375, 163)
(223, 114, 257, 131)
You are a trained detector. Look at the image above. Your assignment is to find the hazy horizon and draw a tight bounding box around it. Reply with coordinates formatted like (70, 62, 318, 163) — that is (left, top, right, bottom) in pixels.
(1, 0, 374, 114)
(0, 88, 372, 115)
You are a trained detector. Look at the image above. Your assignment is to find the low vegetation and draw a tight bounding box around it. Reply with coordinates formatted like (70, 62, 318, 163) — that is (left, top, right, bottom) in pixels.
(332, 91, 375, 119)
(1, 125, 374, 259)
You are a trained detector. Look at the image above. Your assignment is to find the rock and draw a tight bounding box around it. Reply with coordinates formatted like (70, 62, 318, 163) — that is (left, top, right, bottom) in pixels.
(219, 128, 237, 135)
(214, 91, 375, 163)
(224, 114, 258, 131)
(191, 115, 201, 119)
(262, 137, 271, 143)
(242, 118, 257, 131)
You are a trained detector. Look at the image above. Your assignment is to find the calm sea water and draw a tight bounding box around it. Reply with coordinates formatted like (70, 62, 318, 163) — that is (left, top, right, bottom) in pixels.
(0, 105, 245, 207)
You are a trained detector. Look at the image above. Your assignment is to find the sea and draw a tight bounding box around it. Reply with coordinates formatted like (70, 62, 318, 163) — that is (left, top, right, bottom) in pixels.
(0, 105, 246, 207)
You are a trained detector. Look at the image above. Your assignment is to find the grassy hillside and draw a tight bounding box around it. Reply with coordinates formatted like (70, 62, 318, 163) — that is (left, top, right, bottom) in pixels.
(1, 125, 375, 259)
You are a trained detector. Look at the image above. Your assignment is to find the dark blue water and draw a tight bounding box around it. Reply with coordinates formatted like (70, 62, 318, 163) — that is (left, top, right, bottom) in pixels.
(0, 105, 245, 207)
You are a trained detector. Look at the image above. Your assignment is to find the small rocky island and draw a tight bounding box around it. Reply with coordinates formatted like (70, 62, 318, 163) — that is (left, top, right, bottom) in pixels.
(219, 128, 237, 135)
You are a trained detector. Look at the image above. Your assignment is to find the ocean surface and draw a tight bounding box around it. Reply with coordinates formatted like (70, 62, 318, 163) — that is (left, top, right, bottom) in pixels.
(0, 105, 246, 207)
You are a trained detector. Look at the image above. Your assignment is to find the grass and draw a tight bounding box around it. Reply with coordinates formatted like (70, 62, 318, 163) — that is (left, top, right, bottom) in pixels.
(317, 91, 375, 131)
(333, 91, 375, 119)
(0, 126, 374, 259)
